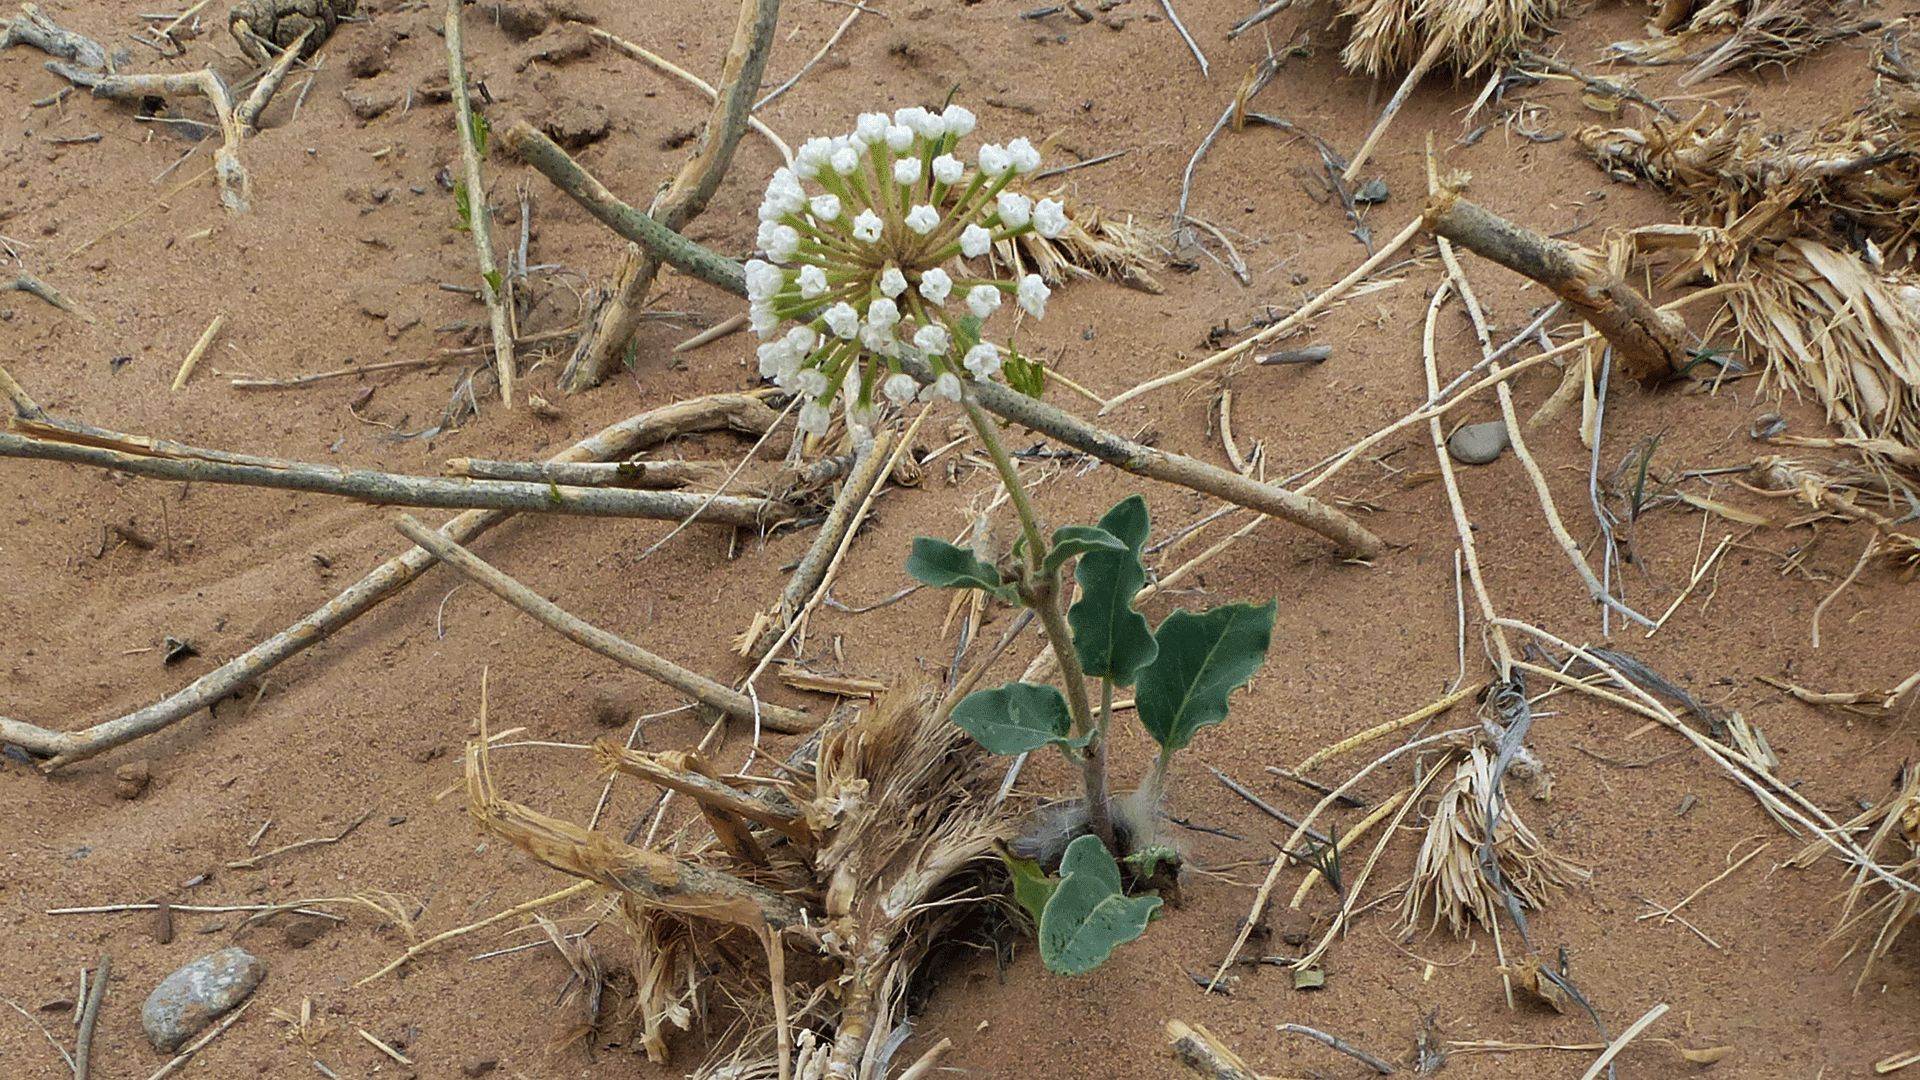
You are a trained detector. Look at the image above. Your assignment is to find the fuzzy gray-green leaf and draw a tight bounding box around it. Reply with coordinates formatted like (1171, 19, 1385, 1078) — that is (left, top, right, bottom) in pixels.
(1039, 834, 1162, 975)
(1136, 601, 1277, 751)
(949, 681, 1075, 755)
(1068, 495, 1157, 686)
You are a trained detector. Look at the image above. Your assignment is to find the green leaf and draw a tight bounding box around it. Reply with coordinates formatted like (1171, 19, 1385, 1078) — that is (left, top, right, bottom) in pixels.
(904, 537, 1011, 599)
(1000, 847, 1057, 926)
(483, 269, 503, 295)
(1135, 601, 1278, 751)
(1003, 342, 1047, 400)
(466, 107, 490, 159)
(950, 681, 1074, 755)
(452, 179, 474, 232)
(1068, 495, 1157, 686)
(1039, 834, 1162, 975)
(1042, 525, 1126, 578)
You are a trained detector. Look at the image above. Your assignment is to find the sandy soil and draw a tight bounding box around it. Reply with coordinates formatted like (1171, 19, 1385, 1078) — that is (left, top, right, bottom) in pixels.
(3, 0, 1918, 1077)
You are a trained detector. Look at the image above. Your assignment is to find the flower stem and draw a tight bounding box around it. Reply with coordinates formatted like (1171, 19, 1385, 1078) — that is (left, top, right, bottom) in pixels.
(958, 382, 1115, 853)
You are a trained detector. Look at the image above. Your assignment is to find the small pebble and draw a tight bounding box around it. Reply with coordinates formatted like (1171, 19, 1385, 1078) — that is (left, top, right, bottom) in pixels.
(141, 947, 265, 1053)
(1447, 420, 1511, 465)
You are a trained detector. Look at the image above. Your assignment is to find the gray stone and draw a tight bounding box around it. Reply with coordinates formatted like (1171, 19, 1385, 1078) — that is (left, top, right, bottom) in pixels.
(141, 947, 265, 1053)
(1448, 420, 1511, 465)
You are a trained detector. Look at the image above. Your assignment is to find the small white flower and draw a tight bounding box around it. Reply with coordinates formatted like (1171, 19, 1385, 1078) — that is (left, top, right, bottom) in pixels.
(764, 224, 801, 263)
(966, 283, 1003, 318)
(830, 144, 861, 176)
(996, 192, 1032, 230)
(904, 204, 940, 234)
(883, 372, 919, 403)
(879, 267, 908, 298)
(931, 153, 965, 185)
(855, 112, 889, 144)
(1007, 137, 1042, 174)
(976, 143, 1012, 177)
(913, 323, 951, 356)
(941, 104, 977, 138)
(796, 136, 835, 178)
(809, 192, 842, 221)
(1034, 198, 1069, 239)
(963, 342, 1001, 379)
(797, 264, 829, 299)
(960, 224, 993, 258)
(795, 368, 830, 399)
(750, 300, 781, 338)
(923, 372, 963, 401)
(798, 400, 832, 435)
(885, 124, 915, 152)
(824, 301, 860, 339)
(861, 320, 898, 355)
(851, 209, 884, 243)
(866, 296, 901, 330)
(896, 106, 941, 138)
(744, 259, 785, 304)
(918, 267, 953, 305)
(1017, 273, 1050, 319)
(785, 325, 819, 355)
(760, 168, 805, 220)
(892, 157, 922, 185)
(757, 339, 794, 378)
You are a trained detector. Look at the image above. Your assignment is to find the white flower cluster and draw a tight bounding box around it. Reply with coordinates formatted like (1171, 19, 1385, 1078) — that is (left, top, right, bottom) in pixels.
(745, 105, 1065, 435)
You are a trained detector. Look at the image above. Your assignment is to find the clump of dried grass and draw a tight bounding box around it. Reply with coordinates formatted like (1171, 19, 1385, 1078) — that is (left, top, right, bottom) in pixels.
(989, 189, 1166, 294)
(1399, 744, 1590, 937)
(466, 687, 1017, 1078)
(1339, 0, 1562, 78)
(1791, 763, 1920, 990)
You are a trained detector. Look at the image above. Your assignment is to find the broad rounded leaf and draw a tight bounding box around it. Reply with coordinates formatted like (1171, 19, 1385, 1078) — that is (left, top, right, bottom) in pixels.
(999, 847, 1058, 926)
(1068, 496, 1157, 686)
(1039, 834, 1162, 975)
(1136, 601, 1278, 751)
(950, 681, 1074, 755)
(905, 537, 1011, 599)
(1042, 525, 1127, 578)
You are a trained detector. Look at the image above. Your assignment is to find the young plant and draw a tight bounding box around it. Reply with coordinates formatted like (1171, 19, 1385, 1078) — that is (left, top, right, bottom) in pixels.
(744, 107, 1276, 974)
(907, 495, 1276, 974)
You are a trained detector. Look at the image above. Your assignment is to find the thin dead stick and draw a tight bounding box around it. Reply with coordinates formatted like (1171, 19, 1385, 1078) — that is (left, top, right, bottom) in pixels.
(1, 270, 95, 321)
(1646, 534, 1731, 637)
(1276, 1023, 1396, 1075)
(561, 1, 779, 393)
(228, 355, 459, 387)
(1575, 1003, 1668, 1080)
(1208, 727, 1478, 989)
(71, 165, 215, 254)
(171, 312, 224, 390)
(1423, 185, 1690, 382)
(1287, 788, 1409, 907)
(53, 64, 248, 210)
(224, 809, 372, 869)
(1103, 216, 1423, 412)
(0, 432, 791, 526)
(1515, 49, 1680, 121)
(589, 27, 792, 164)
(754, 1, 866, 110)
(47, 901, 341, 917)
(1160, 0, 1208, 75)
(897, 355, 1383, 558)
(1811, 534, 1877, 648)
(444, 458, 723, 490)
(142, 999, 252, 1080)
(894, 1037, 953, 1080)
(1293, 766, 1445, 971)
(1296, 682, 1480, 772)
(1637, 839, 1767, 924)
(357, 1029, 413, 1066)
(673, 311, 748, 352)
(445, 0, 512, 406)
(6, 393, 776, 768)
(233, 25, 307, 130)
(358, 881, 595, 986)
(1168, 1020, 1260, 1080)
(394, 514, 810, 732)
(1346, 34, 1448, 182)
(73, 954, 109, 1080)
(0, 994, 74, 1073)
(755, 426, 897, 657)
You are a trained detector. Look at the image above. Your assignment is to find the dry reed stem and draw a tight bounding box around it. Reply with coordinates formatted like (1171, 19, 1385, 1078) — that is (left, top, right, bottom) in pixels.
(1294, 768, 1447, 970)
(1296, 683, 1480, 772)
(1167, 1021, 1263, 1080)
(1288, 787, 1411, 908)
(1576, 1003, 1669, 1080)
(356, 881, 596, 985)
(444, 0, 512, 405)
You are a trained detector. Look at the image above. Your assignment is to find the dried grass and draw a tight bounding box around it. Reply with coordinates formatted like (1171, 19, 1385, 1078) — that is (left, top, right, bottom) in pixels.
(1339, 0, 1562, 78)
(1399, 744, 1590, 937)
(990, 190, 1166, 293)
(1794, 763, 1920, 990)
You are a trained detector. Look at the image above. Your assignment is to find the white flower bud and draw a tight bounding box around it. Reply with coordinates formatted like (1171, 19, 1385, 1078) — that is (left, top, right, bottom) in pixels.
(784, 324, 819, 355)
(1007, 137, 1041, 174)
(750, 300, 780, 338)
(809, 192, 842, 221)
(796, 136, 835, 179)
(866, 296, 901, 330)
(960, 224, 992, 258)
(883, 372, 919, 403)
(879, 267, 908, 297)
(861, 320, 898, 356)
(758, 339, 794, 378)
(941, 104, 977, 138)
(996, 192, 1032, 230)
(904, 204, 940, 234)
(830, 144, 861, 176)
(963, 342, 1001, 379)
(852, 209, 884, 243)
(966, 283, 1003, 318)
(895, 106, 941, 139)
(744, 259, 785, 304)
(892, 157, 922, 185)
(976, 143, 1012, 177)
(1034, 198, 1069, 238)
(855, 112, 889, 145)
(1017, 273, 1050, 319)
(918, 267, 953, 305)
(764, 224, 801, 263)
(931, 154, 965, 185)
(922, 372, 963, 401)
(824, 302, 860, 339)
(798, 400, 832, 435)
(798, 264, 829, 299)
(885, 124, 915, 152)
(913, 323, 951, 356)
(795, 367, 830, 399)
